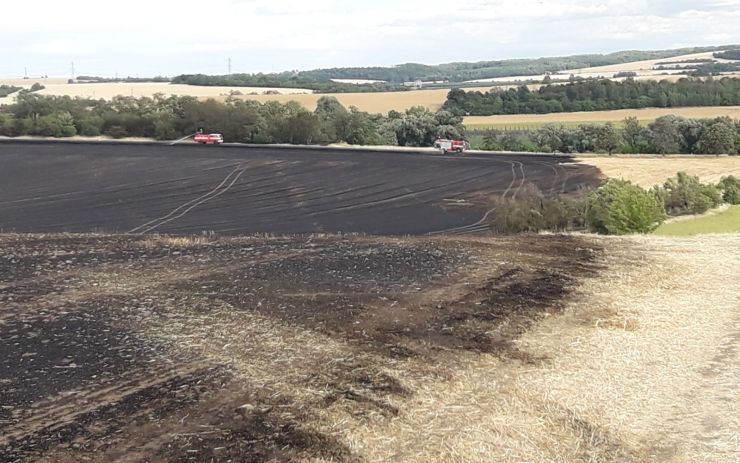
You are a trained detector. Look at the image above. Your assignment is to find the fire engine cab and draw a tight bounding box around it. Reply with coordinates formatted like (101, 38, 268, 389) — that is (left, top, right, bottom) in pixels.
(434, 139, 469, 154)
(194, 133, 224, 144)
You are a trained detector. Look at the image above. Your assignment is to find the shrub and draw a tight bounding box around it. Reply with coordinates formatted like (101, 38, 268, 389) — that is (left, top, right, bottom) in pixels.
(0, 113, 12, 136)
(31, 112, 77, 137)
(662, 172, 722, 215)
(718, 176, 740, 204)
(487, 184, 586, 234)
(107, 125, 129, 139)
(586, 180, 666, 234)
(0, 85, 22, 97)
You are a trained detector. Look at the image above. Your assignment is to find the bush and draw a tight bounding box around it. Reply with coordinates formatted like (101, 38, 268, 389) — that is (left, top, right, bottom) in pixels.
(586, 180, 666, 234)
(662, 172, 722, 215)
(488, 184, 586, 233)
(107, 125, 129, 139)
(31, 112, 77, 137)
(718, 176, 740, 204)
(0, 85, 22, 97)
(0, 113, 12, 136)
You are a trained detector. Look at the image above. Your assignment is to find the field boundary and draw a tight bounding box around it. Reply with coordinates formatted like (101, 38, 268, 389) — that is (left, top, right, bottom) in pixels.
(0, 137, 575, 160)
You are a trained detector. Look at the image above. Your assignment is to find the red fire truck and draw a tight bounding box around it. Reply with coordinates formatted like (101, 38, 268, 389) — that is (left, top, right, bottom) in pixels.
(194, 133, 224, 144)
(434, 139, 469, 154)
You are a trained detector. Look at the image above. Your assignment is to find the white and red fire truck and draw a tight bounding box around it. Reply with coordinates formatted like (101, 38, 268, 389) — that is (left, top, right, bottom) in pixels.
(194, 133, 224, 144)
(434, 138, 469, 154)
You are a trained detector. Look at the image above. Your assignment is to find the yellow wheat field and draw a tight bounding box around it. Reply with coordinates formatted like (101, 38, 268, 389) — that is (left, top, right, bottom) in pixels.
(580, 155, 740, 187)
(227, 87, 500, 113)
(0, 79, 314, 105)
(465, 106, 740, 128)
(0, 77, 498, 113)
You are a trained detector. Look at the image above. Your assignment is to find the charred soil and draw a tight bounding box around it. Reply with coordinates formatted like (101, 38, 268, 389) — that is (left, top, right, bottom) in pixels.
(0, 233, 604, 462)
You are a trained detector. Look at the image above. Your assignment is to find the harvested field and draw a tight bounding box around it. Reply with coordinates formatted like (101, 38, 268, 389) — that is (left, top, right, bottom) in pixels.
(579, 155, 740, 187)
(0, 77, 69, 87)
(568, 51, 718, 75)
(0, 79, 313, 98)
(226, 88, 473, 113)
(33, 82, 313, 99)
(464, 106, 740, 129)
(0, 232, 737, 462)
(0, 141, 601, 236)
(0, 83, 489, 113)
(226, 85, 542, 114)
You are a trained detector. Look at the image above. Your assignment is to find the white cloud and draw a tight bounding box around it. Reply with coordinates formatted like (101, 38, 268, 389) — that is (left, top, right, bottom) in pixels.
(1, 0, 738, 77)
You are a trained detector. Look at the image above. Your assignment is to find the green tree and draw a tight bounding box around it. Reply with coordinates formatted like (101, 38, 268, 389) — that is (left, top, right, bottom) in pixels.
(335, 108, 379, 145)
(662, 171, 722, 215)
(648, 116, 681, 154)
(586, 180, 666, 234)
(0, 113, 12, 136)
(277, 111, 321, 144)
(697, 118, 735, 154)
(594, 122, 621, 154)
(574, 124, 600, 152)
(621, 116, 647, 153)
(718, 176, 740, 204)
(314, 96, 347, 143)
(394, 106, 438, 146)
(535, 124, 571, 152)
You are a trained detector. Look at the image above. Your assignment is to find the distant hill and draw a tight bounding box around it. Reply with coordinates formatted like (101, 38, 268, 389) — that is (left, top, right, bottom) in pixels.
(172, 45, 739, 91)
(299, 46, 739, 83)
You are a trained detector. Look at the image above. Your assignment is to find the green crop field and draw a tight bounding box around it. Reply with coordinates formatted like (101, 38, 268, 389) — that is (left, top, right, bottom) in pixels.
(654, 206, 740, 236)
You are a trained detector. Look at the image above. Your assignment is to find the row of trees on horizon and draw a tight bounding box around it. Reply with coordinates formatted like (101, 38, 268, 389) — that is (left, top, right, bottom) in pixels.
(1, 93, 738, 154)
(0, 93, 464, 147)
(443, 77, 740, 115)
(477, 116, 740, 155)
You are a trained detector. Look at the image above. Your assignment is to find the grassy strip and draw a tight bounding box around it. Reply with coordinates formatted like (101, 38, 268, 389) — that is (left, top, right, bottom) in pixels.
(654, 205, 740, 236)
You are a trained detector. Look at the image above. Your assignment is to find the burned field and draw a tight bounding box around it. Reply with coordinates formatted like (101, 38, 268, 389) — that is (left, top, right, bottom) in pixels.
(0, 233, 604, 462)
(0, 141, 601, 236)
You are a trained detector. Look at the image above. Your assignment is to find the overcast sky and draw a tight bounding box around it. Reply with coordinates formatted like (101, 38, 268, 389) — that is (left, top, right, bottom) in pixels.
(1, 0, 739, 78)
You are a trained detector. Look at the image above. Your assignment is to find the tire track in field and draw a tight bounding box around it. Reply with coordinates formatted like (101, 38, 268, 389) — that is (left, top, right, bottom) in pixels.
(225, 164, 495, 227)
(428, 159, 522, 236)
(128, 164, 246, 235)
(511, 161, 527, 200)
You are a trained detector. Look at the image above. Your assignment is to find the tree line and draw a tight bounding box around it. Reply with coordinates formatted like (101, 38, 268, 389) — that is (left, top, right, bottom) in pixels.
(479, 116, 740, 155)
(75, 76, 170, 83)
(289, 46, 734, 83)
(444, 77, 740, 115)
(171, 74, 406, 93)
(0, 93, 464, 147)
(170, 46, 735, 90)
(489, 172, 740, 235)
(0, 85, 22, 98)
(714, 49, 740, 60)
(2, 94, 737, 155)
